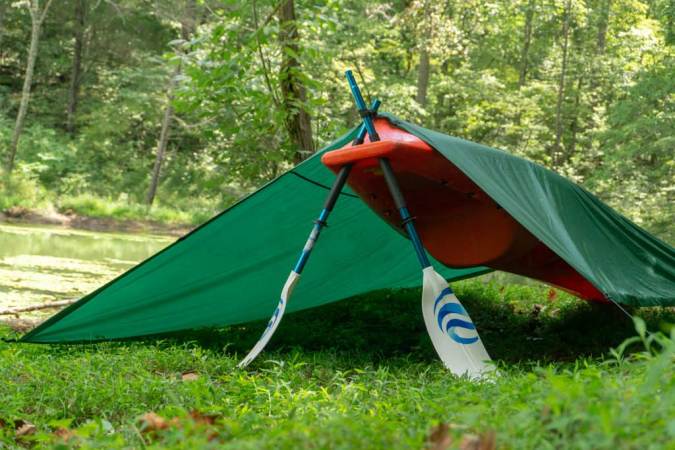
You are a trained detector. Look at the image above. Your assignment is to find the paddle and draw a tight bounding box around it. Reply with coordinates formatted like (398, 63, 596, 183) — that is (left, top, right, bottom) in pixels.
(238, 99, 381, 368)
(345, 70, 493, 378)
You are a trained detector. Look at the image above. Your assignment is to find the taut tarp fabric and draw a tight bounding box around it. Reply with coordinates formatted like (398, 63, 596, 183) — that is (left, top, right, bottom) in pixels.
(22, 115, 674, 343)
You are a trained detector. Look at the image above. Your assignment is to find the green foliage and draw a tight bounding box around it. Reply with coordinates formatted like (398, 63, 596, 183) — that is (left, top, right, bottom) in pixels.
(0, 282, 673, 448)
(0, 0, 672, 233)
(587, 56, 674, 239)
(0, 166, 50, 211)
(72, 64, 167, 197)
(0, 117, 74, 186)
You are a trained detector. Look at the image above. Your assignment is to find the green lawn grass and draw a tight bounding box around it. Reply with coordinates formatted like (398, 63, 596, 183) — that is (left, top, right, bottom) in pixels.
(1, 281, 673, 449)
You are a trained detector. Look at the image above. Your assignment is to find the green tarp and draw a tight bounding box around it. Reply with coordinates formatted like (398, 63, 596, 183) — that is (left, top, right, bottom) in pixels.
(385, 115, 674, 307)
(22, 115, 674, 343)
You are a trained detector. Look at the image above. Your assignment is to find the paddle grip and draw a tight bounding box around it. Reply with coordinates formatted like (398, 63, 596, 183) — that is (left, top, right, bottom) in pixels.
(346, 70, 380, 142)
(353, 99, 382, 145)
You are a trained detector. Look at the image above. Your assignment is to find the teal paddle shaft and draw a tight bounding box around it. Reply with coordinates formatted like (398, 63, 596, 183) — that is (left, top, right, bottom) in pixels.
(344, 70, 492, 378)
(379, 158, 432, 268)
(293, 98, 380, 273)
(344, 70, 431, 269)
(346, 70, 380, 141)
(238, 97, 380, 367)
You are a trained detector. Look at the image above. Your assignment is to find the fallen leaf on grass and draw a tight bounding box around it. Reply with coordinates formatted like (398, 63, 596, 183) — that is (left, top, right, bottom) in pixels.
(181, 370, 199, 381)
(191, 410, 221, 441)
(53, 427, 75, 442)
(426, 422, 453, 450)
(14, 420, 36, 437)
(189, 410, 217, 426)
(138, 412, 174, 433)
(138, 410, 221, 442)
(459, 430, 496, 450)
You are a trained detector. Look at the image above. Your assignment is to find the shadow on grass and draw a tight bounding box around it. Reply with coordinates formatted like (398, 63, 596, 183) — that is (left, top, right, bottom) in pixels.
(153, 280, 675, 365)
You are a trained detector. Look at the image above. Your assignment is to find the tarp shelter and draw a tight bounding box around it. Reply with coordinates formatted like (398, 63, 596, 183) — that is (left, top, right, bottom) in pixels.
(22, 114, 675, 343)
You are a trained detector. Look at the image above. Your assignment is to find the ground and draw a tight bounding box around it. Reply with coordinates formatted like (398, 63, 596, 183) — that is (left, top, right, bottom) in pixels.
(1, 206, 191, 237)
(1, 279, 673, 449)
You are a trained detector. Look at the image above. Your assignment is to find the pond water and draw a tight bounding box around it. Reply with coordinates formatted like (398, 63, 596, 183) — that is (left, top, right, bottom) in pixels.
(0, 222, 547, 320)
(0, 223, 173, 313)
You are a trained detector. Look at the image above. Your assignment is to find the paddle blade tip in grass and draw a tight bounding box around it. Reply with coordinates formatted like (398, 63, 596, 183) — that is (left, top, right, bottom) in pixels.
(421, 267, 493, 379)
(237, 271, 300, 368)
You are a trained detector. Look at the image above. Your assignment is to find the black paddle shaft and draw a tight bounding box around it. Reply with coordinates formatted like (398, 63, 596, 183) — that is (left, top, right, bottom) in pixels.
(323, 165, 352, 212)
(344, 69, 430, 267)
(379, 159, 406, 210)
(379, 158, 432, 268)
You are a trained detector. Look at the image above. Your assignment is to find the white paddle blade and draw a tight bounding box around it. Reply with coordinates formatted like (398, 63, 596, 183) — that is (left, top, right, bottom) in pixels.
(238, 271, 300, 368)
(421, 267, 493, 379)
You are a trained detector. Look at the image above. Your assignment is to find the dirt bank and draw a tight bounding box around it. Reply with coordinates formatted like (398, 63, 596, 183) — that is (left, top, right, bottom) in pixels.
(0, 206, 191, 237)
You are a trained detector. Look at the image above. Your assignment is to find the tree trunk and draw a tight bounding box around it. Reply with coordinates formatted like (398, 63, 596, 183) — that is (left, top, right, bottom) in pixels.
(66, 0, 86, 135)
(518, 0, 535, 88)
(145, 1, 196, 206)
(416, 49, 430, 105)
(587, 0, 611, 133)
(5, 0, 52, 175)
(567, 76, 583, 164)
(0, 2, 8, 46)
(415, 0, 432, 105)
(146, 65, 179, 206)
(551, 0, 571, 167)
(596, 0, 611, 54)
(278, 0, 314, 163)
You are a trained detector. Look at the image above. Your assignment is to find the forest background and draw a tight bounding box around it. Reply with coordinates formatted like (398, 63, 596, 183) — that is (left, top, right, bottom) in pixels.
(0, 0, 672, 241)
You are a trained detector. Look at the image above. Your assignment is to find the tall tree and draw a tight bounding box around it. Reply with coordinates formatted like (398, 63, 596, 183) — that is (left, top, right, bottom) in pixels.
(568, 75, 583, 160)
(518, 0, 536, 87)
(596, 0, 611, 53)
(146, 64, 179, 206)
(415, 0, 432, 105)
(0, 1, 8, 45)
(586, 0, 612, 135)
(416, 49, 431, 105)
(146, 1, 197, 206)
(5, 0, 53, 175)
(551, 0, 571, 167)
(65, 0, 86, 135)
(278, 0, 313, 162)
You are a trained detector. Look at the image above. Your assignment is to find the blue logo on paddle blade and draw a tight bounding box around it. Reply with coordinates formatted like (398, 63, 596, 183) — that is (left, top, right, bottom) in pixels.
(434, 288, 479, 345)
(261, 298, 284, 337)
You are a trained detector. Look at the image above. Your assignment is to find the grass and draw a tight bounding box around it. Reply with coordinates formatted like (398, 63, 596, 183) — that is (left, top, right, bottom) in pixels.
(57, 194, 215, 227)
(1, 281, 673, 449)
(0, 173, 221, 227)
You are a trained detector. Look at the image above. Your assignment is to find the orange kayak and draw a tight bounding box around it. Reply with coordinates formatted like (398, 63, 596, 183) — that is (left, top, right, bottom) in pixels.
(322, 118, 607, 302)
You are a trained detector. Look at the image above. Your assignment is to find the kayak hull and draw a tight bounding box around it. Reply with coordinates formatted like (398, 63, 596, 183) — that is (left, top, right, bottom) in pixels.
(322, 118, 607, 302)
